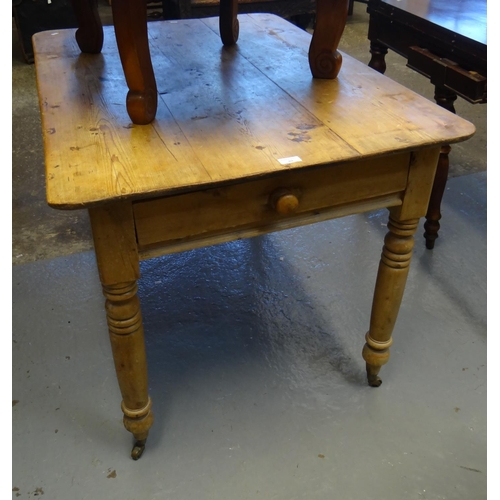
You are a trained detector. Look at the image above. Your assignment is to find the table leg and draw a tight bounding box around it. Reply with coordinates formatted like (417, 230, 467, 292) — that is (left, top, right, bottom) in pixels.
(111, 0, 158, 125)
(308, 0, 350, 79)
(362, 211, 419, 387)
(348, 0, 354, 16)
(89, 203, 154, 460)
(368, 50, 457, 251)
(220, 0, 239, 46)
(423, 86, 457, 249)
(368, 40, 388, 74)
(71, 0, 103, 53)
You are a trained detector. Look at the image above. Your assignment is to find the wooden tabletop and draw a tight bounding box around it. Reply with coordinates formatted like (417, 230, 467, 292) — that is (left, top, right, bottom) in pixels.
(33, 14, 475, 209)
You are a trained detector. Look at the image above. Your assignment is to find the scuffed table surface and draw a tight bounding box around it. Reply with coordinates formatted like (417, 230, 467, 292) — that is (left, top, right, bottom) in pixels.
(33, 14, 475, 209)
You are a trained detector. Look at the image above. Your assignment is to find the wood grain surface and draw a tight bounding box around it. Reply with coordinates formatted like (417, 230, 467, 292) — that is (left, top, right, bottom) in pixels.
(133, 153, 409, 250)
(33, 14, 475, 209)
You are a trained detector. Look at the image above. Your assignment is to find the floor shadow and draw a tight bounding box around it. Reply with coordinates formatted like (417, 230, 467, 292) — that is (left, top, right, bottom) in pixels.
(136, 232, 368, 449)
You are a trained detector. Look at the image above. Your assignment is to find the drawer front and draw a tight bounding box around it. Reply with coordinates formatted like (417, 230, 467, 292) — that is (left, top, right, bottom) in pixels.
(133, 153, 410, 253)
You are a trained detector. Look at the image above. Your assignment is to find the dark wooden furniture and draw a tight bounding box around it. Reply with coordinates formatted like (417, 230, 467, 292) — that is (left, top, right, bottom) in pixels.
(33, 13, 474, 459)
(162, 0, 316, 28)
(69, 0, 351, 126)
(160, 0, 359, 26)
(13, 0, 78, 63)
(366, 0, 486, 249)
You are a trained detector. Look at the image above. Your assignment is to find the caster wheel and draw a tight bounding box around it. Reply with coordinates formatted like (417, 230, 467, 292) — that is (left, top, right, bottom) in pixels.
(131, 441, 146, 460)
(368, 375, 382, 387)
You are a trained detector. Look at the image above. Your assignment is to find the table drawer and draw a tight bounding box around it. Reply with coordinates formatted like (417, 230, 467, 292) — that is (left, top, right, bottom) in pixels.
(133, 153, 410, 255)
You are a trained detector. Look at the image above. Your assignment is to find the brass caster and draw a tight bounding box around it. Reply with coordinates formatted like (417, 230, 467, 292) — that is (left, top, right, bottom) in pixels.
(131, 440, 146, 460)
(368, 374, 382, 387)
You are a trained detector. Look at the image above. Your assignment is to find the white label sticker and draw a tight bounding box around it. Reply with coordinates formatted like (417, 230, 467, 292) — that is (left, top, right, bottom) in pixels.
(278, 156, 302, 165)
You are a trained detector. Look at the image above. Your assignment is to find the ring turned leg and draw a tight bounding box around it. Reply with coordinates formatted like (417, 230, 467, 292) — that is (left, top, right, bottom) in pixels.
(308, 0, 350, 79)
(89, 203, 154, 459)
(71, 0, 103, 53)
(368, 40, 388, 74)
(423, 86, 457, 249)
(103, 282, 154, 460)
(363, 214, 419, 387)
(111, 0, 158, 124)
(220, 0, 239, 45)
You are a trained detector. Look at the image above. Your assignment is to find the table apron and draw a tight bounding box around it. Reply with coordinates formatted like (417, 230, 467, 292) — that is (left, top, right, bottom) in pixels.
(133, 153, 410, 258)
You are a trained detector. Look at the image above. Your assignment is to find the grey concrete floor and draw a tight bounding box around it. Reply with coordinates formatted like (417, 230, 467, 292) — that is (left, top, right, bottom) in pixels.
(13, 173, 486, 499)
(12, 1, 487, 499)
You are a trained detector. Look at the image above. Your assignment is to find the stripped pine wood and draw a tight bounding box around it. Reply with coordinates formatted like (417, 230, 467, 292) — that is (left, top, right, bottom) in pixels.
(137, 194, 403, 259)
(33, 14, 477, 459)
(133, 153, 409, 248)
(34, 15, 474, 209)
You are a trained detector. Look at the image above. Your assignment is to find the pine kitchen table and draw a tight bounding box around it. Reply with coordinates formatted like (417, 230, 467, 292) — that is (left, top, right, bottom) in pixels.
(33, 14, 475, 459)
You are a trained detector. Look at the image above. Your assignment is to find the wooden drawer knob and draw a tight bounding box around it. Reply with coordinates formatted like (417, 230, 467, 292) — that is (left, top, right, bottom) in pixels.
(270, 188, 299, 215)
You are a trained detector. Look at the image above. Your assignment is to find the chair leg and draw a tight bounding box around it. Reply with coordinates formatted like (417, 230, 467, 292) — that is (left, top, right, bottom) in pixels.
(111, 0, 158, 125)
(309, 0, 350, 79)
(220, 0, 239, 46)
(71, 0, 103, 53)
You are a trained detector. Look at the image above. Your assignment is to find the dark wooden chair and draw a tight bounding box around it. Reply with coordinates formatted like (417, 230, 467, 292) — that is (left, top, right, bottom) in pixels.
(71, 0, 351, 125)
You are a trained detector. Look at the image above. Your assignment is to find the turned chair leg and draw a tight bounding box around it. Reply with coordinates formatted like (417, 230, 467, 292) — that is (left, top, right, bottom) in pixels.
(423, 85, 458, 249)
(89, 203, 154, 460)
(363, 212, 419, 387)
(308, 0, 350, 79)
(111, 0, 158, 125)
(220, 0, 239, 45)
(71, 0, 103, 53)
